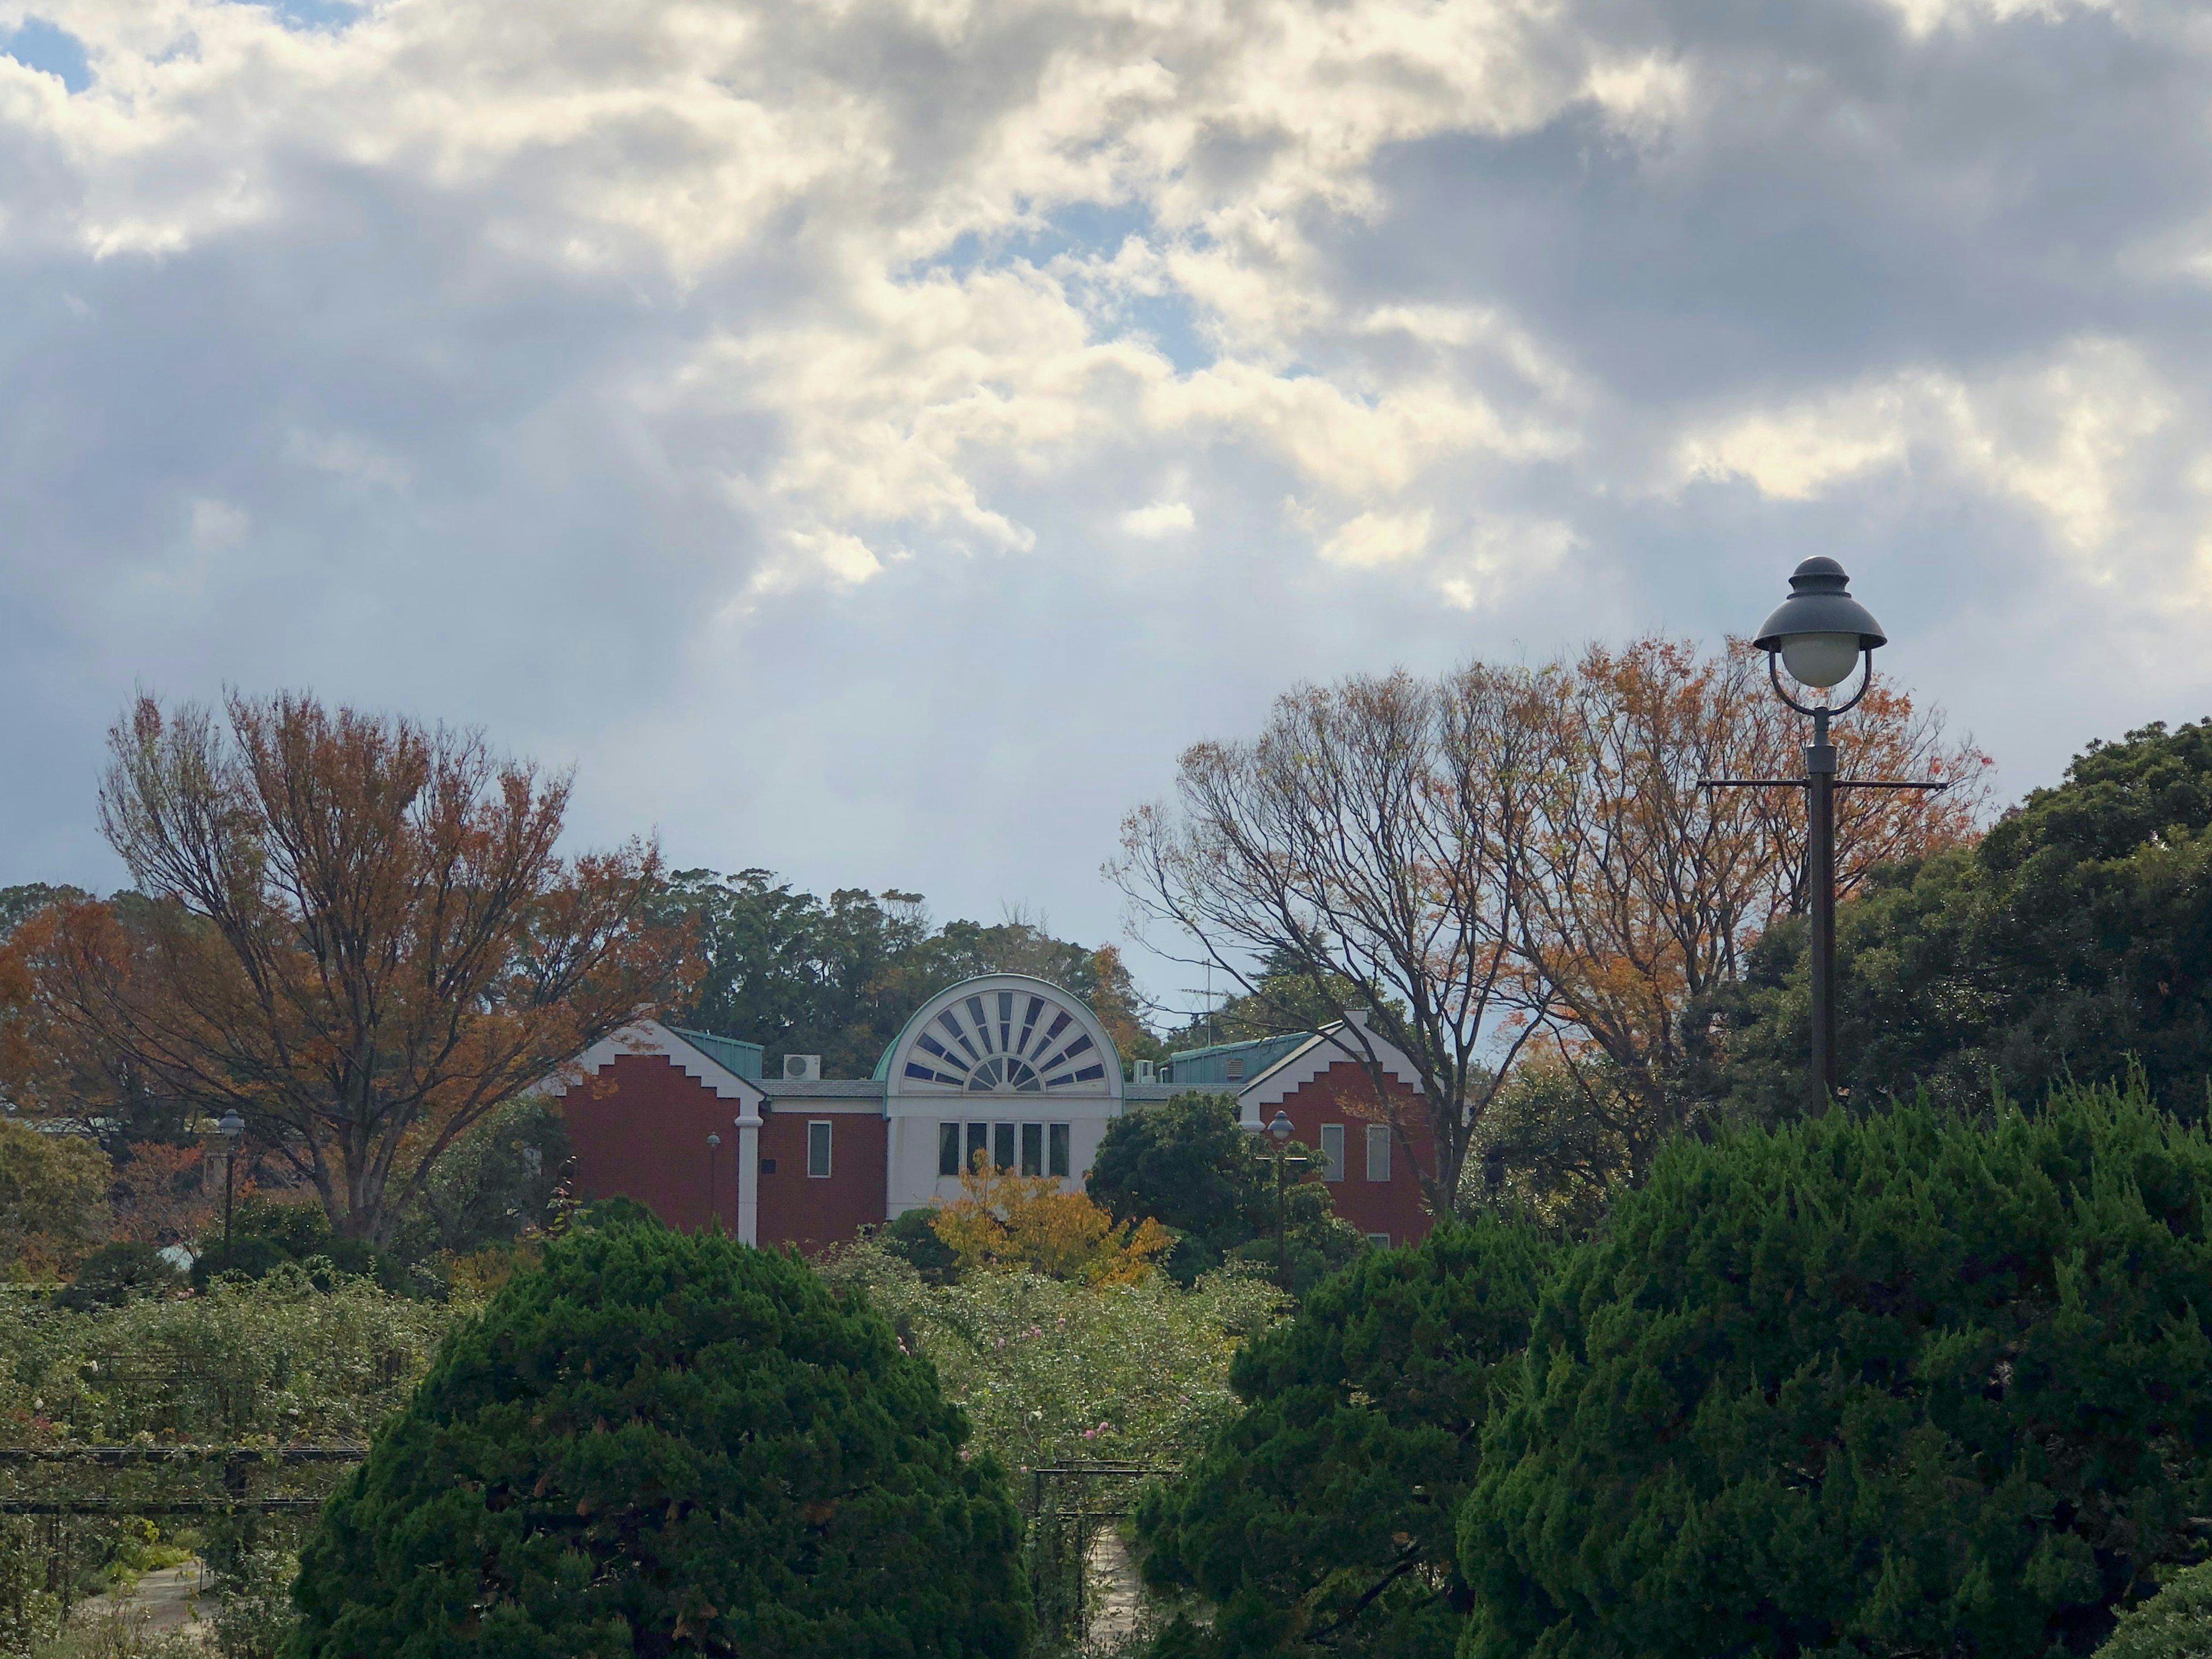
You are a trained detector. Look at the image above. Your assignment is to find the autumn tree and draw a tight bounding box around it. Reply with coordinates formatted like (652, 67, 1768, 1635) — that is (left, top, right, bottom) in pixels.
(1119, 643, 1986, 1217)
(927, 1158, 1172, 1284)
(1114, 668, 1554, 1220)
(1506, 638, 1986, 1177)
(0, 692, 691, 1246)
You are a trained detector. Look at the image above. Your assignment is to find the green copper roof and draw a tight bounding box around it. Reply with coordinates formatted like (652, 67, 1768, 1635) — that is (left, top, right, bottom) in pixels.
(1162, 1032, 1311, 1090)
(670, 1026, 764, 1081)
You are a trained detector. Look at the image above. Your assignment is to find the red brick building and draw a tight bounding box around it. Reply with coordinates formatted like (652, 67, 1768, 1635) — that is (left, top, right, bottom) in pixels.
(549, 974, 1437, 1252)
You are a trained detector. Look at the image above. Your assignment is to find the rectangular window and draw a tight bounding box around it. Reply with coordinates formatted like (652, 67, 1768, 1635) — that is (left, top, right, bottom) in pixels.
(1226, 1057, 1245, 1082)
(1319, 1124, 1345, 1182)
(1366, 1124, 1391, 1182)
(1367, 1232, 1391, 1249)
(1020, 1123, 1044, 1177)
(993, 1122, 1016, 1171)
(806, 1120, 832, 1180)
(966, 1122, 988, 1174)
(938, 1122, 961, 1178)
(1048, 1123, 1071, 1179)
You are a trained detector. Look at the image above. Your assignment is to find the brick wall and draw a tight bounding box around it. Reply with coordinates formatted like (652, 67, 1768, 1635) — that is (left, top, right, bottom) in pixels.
(1263, 1059, 1434, 1246)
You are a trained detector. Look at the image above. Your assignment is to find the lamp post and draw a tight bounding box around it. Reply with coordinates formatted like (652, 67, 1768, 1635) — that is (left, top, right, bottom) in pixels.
(1266, 1111, 1296, 1291)
(217, 1110, 244, 1262)
(1706, 558, 1942, 1111)
(706, 1132, 721, 1232)
(1755, 558, 1887, 1108)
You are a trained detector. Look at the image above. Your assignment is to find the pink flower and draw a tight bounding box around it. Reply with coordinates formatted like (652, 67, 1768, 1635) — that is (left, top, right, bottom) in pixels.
(1082, 1429, 1096, 1440)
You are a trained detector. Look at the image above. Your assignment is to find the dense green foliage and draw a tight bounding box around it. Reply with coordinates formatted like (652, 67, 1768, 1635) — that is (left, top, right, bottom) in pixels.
(656, 868, 1161, 1076)
(1463, 1081, 2212, 1659)
(1702, 719, 2212, 1118)
(1137, 1218, 1553, 1658)
(1088, 1095, 1362, 1289)
(293, 1213, 1031, 1659)
(55, 1242, 184, 1310)
(0, 1264, 453, 1446)
(0, 1122, 111, 1277)
(2093, 1559, 2212, 1659)
(191, 1198, 411, 1296)
(822, 1240, 1282, 1478)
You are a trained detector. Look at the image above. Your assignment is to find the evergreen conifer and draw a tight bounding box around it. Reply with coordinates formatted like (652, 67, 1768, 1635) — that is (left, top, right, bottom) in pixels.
(290, 1210, 1029, 1659)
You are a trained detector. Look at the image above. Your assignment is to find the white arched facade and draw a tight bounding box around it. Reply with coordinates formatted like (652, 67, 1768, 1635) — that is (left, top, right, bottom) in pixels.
(879, 974, 1125, 1217)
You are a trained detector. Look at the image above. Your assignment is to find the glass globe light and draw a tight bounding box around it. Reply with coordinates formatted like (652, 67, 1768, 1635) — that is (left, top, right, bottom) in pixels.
(1753, 558, 1886, 692)
(1268, 1111, 1293, 1143)
(1778, 631, 1864, 691)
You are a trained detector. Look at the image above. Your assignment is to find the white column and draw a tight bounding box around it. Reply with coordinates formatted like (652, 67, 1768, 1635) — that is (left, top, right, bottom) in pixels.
(734, 1106, 763, 1247)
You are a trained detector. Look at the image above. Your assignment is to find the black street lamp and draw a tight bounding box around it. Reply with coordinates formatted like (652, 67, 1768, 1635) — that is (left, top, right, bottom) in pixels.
(1264, 1111, 1305, 1291)
(1754, 558, 1887, 1107)
(218, 1110, 245, 1262)
(1707, 558, 1942, 1111)
(706, 1132, 721, 1232)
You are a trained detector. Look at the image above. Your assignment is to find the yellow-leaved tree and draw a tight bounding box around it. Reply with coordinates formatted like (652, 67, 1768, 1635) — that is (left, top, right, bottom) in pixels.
(929, 1158, 1171, 1285)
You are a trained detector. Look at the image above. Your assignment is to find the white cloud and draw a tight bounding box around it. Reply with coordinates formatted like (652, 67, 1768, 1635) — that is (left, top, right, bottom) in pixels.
(188, 497, 249, 551)
(1675, 339, 2180, 583)
(1320, 506, 1433, 568)
(3, 0, 2212, 963)
(1122, 499, 1194, 536)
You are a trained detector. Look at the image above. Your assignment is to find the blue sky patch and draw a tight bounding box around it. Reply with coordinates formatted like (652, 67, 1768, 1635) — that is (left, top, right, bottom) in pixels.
(2, 17, 91, 92)
(902, 200, 1215, 372)
(268, 0, 359, 31)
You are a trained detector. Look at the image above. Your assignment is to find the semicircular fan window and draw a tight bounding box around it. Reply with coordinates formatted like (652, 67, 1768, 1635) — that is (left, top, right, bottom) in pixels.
(900, 989, 1111, 1092)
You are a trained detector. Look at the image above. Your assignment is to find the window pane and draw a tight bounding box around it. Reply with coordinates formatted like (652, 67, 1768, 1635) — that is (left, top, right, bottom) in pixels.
(808, 1121, 832, 1179)
(1366, 1124, 1391, 1182)
(938, 1122, 961, 1177)
(1367, 1232, 1391, 1249)
(1021, 1123, 1043, 1177)
(1320, 1124, 1345, 1181)
(1048, 1123, 1070, 1179)
(966, 1122, 988, 1172)
(994, 1122, 1016, 1171)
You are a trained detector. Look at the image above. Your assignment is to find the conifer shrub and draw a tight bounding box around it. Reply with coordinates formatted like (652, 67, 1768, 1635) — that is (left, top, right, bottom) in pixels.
(2095, 1559, 2212, 1659)
(290, 1209, 1030, 1659)
(1463, 1082, 2212, 1659)
(1136, 1215, 1554, 1657)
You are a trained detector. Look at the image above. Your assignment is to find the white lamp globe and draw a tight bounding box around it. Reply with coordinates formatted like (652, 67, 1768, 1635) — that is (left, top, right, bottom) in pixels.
(1778, 631, 1863, 691)
(1753, 558, 1886, 692)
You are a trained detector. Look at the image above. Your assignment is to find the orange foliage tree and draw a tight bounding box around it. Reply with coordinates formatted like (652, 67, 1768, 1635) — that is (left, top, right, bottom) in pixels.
(1116, 639, 1990, 1210)
(0, 692, 695, 1247)
(1509, 638, 1989, 1168)
(929, 1157, 1171, 1285)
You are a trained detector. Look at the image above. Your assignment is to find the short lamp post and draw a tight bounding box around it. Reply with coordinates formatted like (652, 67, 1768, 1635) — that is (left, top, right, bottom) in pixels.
(1265, 1111, 1304, 1292)
(706, 1132, 721, 1232)
(1707, 558, 1942, 1111)
(218, 1110, 245, 1261)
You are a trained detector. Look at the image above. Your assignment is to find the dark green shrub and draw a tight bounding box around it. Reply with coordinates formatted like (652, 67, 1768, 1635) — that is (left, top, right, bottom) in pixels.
(1091, 1093, 1360, 1291)
(1138, 1216, 1553, 1657)
(1462, 1082, 2212, 1659)
(2094, 1559, 2212, 1659)
(193, 1198, 420, 1296)
(877, 1206, 960, 1284)
(60, 1240, 185, 1309)
(290, 1211, 1030, 1659)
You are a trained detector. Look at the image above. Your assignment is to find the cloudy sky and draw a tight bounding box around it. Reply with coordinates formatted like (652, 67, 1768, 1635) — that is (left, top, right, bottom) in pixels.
(2, 0, 2207, 1003)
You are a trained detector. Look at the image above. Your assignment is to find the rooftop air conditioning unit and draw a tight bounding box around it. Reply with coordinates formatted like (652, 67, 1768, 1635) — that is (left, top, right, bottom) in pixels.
(1133, 1060, 1158, 1084)
(783, 1054, 823, 1082)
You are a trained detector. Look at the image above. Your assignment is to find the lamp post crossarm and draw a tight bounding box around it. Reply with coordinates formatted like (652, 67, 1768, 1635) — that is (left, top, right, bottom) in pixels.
(1698, 779, 1949, 791)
